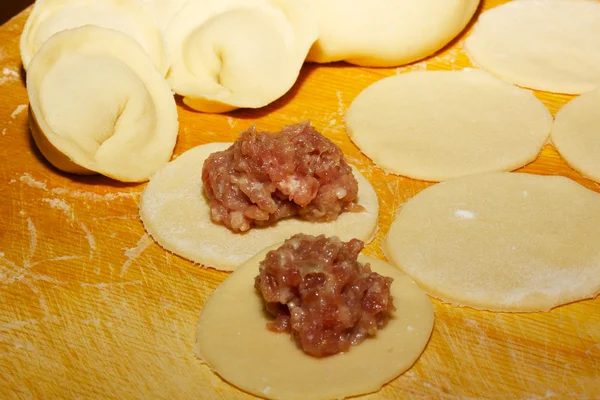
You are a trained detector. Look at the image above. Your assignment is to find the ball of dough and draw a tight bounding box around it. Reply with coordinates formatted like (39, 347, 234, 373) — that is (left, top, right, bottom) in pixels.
(384, 172, 600, 312)
(165, 0, 318, 113)
(27, 25, 179, 182)
(139, 142, 379, 271)
(305, 0, 479, 67)
(345, 70, 552, 182)
(465, 0, 600, 94)
(195, 246, 434, 400)
(20, 0, 169, 75)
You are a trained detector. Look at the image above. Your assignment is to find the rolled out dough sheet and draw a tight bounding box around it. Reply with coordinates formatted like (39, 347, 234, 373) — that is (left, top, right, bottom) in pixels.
(551, 89, 600, 183)
(465, 0, 600, 94)
(139, 142, 379, 271)
(345, 70, 552, 182)
(195, 248, 434, 400)
(384, 172, 600, 312)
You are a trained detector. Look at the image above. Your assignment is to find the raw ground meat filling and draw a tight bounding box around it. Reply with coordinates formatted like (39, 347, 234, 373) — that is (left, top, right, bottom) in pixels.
(202, 122, 361, 232)
(254, 234, 395, 357)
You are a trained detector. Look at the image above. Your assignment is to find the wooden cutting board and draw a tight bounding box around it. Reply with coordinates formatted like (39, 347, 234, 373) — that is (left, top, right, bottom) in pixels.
(1, 1, 599, 399)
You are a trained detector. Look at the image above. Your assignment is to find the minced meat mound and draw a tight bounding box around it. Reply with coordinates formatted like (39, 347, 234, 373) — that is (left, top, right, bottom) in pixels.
(202, 122, 361, 232)
(254, 234, 395, 358)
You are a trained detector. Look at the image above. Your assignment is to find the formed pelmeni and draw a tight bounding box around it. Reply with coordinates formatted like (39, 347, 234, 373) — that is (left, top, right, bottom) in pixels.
(305, 0, 479, 67)
(27, 25, 179, 182)
(165, 0, 318, 113)
(21, 0, 168, 75)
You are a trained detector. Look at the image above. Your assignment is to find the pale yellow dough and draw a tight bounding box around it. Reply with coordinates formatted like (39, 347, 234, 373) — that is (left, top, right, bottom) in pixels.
(139, 142, 379, 271)
(465, 0, 600, 94)
(21, 0, 168, 75)
(195, 248, 434, 400)
(165, 0, 318, 112)
(384, 172, 600, 312)
(345, 70, 552, 182)
(27, 26, 179, 182)
(551, 89, 600, 184)
(305, 0, 479, 67)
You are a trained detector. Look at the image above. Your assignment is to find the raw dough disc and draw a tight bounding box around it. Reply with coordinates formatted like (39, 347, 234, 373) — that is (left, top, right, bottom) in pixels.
(195, 247, 434, 400)
(465, 0, 600, 94)
(384, 172, 600, 312)
(139, 142, 379, 271)
(305, 0, 479, 67)
(551, 89, 600, 183)
(345, 70, 552, 182)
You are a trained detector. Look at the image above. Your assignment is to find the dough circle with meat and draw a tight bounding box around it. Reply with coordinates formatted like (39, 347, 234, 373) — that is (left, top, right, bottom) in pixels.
(165, 0, 318, 112)
(345, 70, 552, 182)
(465, 0, 600, 94)
(384, 172, 600, 312)
(139, 142, 379, 271)
(20, 0, 168, 75)
(305, 0, 479, 67)
(551, 89, 600, 184)
(195, 247, 434, 400)
(26, 25, 179, 182)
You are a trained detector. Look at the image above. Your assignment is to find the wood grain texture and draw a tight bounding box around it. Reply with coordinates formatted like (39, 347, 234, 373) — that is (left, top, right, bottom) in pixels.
(1, 1, 599, 399)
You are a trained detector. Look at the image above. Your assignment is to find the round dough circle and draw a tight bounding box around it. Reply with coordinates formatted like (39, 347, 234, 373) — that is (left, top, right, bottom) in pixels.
(345, 70, 552, 182)
(139, 142, 379, 271)
(305, 0, 479, 67)
(465, 0, 600, 94)
(384, 172, 600, 312)
(551, 89, 600, 183)
(26, 25, 179, 182)
(195, 248, 434, 400)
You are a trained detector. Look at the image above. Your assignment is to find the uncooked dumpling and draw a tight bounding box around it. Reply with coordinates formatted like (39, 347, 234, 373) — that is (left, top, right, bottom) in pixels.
(465, 0, 600, 94)
(384, 172, 600, 312)
(21, 0, 168, 75)
(165, 0, 318, 112)
(305, 0, 479, 67)
(135, 0, 188, 33)
(139, 142, 379, 271)
(345, 70, 552, 182)
(551, 89, 600, 183)
(195, 246, 434, 400)
(27, 25, 179, 182)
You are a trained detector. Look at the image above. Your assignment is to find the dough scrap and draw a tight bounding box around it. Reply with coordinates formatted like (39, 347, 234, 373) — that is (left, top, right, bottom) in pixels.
(465, 0, 600, 94)
(195, 247, 434, 400)
(21, 0, 169, 75)
(551, 89, 600, 183)
(384, 172, 600, 312)
(139, 142, 379, 271)
(165, 0, 318, 113)
(27, 25, 179, 182)
(305, 0, 479, 67)
(345, 70, 552, 182)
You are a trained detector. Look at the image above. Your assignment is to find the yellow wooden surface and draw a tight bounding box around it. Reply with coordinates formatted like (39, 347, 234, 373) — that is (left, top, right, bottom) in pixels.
(1, 1, 599, 399)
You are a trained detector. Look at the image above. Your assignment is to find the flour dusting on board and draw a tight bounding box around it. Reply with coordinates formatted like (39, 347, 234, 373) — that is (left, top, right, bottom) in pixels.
(11, 104, 27, 119)
(78, 222, 96, 259)
(19, 173, 139, 201)
(0, 66, 19, 85)
(42, 198, 73, 219)
(25, 218, 37, 267)
(120, 234, 153, 277)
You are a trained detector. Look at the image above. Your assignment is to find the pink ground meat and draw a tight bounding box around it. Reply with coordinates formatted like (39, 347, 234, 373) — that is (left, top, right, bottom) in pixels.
(254, 234, 395, 358)
(202, 122, 361, 232)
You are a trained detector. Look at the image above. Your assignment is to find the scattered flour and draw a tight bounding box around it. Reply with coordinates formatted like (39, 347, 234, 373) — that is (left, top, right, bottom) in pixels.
(42, 198, 72, 218)
(2, 128, 6, 136)
(11, 104, 27, 119)
(78, 222, 97, 259)
(0, 67, 19, 85)
(120, 234, 153, 277)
